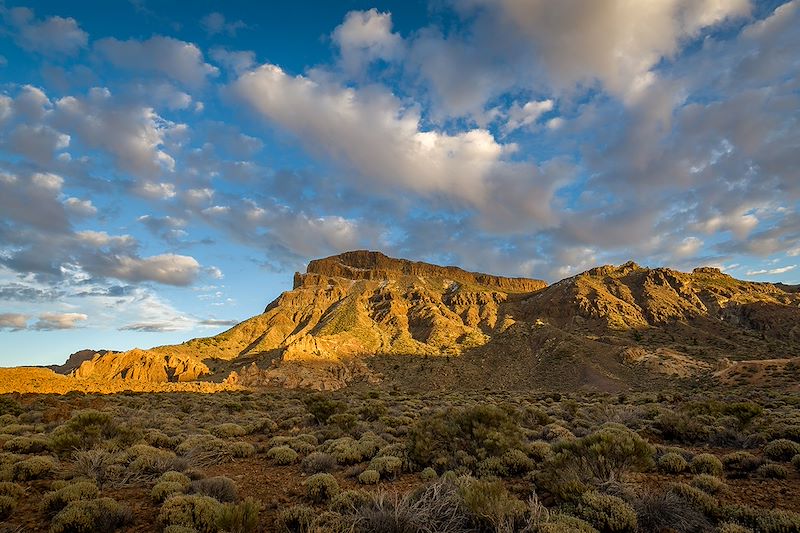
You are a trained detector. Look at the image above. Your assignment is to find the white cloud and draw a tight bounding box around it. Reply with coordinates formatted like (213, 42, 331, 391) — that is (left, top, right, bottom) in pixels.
(64, 197, 97, 217)
(746, 265, 797, 275)
(32, 312, 88, 330)
(7, 7, 88, 57)
(98, 254, 200, 286)
(503, 99, 554, 133)
(95, 36, 219, 87)
(332, 9, 403, 76)
(673, 236, 703, 258)
(0, 313, 28, 330)
(210, 48, 256, 75)
(135, 182, 177, 200)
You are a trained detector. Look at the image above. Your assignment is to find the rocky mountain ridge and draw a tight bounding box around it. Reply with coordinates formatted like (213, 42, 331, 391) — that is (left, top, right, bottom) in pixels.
(56, 251, 800, 391)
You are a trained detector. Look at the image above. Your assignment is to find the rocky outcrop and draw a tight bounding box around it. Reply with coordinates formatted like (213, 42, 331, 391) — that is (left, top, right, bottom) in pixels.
(70, 349, 210, 382)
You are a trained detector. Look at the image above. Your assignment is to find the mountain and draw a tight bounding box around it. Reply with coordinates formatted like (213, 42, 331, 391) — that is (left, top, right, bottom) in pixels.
(56, 251, 800, 392)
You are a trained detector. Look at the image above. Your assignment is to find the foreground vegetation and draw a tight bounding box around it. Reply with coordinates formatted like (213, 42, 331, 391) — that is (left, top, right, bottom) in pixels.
(0, 388, 799, 532)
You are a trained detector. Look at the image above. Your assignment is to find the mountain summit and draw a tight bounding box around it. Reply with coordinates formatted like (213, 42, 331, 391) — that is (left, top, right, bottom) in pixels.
(60, 251, 800, 391)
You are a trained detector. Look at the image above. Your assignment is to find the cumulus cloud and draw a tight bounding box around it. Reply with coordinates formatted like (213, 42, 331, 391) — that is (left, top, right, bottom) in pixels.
(503, 99, 554, 134)
(6, 7, 88, 57)
(31, 312, 87, 330)
(332, 9, 403, 76)
(0, 313, 28, 330)
(87, 254, 200, 287)
(95, 36, 219, 87)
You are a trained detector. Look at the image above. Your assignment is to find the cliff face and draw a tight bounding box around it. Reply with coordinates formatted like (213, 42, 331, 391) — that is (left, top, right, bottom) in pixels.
(57, 252, 800, 391)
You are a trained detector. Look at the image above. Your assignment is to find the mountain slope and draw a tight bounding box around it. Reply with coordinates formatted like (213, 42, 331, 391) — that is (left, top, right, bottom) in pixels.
(59, 251, 800, 391)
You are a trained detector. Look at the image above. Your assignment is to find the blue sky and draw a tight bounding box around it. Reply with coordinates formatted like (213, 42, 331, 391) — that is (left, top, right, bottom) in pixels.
(1, 0, 799, 366)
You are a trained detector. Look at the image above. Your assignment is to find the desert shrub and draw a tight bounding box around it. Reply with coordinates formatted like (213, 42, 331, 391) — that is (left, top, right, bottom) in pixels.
(0, 494, 15, 520)
(177, 435, 254, 466)
(325, 437, 365, 465)
(211, 423, 247, 438)
(152, 481, 186, 503)
(0, 481, 23, 498)
(369, 456, 403, 479)
(500, 449, 533, 475)
(690, 453, 723, 476)
(158, 494, 222, 533)
(310, 510, 348, 532)
(420, 467, 438, 481)
(269, 435, 317, 455)
(163, 527, 198, 533)
(305, 473, 340, 503)
(754, 509, 800, 533)
(127, 444, 183, 478)
(50, 497, 132, 533)
(653, 411, 712, 443)
(350, 480, 468, 533)
(12, 454, 57, 480)
(577, 490, 637, 533)
(359, 401, 388, 421)
(328, 413, 358, 432)
(538, 425, 654, 500)
(477, 456, 507, 478)
(217, 497, 260, 533)
(756, 463, 788, 479)
(538, 514, 599, 533)
(633, 489, 709, 533)
(277, 504, 315, 532)
(407, 404, 523, 470)
(301, 452, 337, 474)
(192, 476, 238, 503)
(159, 471, 192, 488)
(460, 478, 526, 531)
(691, 474, 726, 495)
(145, 429, 178, 449)
(304, 395, 344, 425)
(528, 440, 552, 462)
(267, 445, 298, 465)
(667, 482, 719, 517)
(358, 469, 380, 485)
(71, 449, 124, 487)
(722, 451, 760, 476)
(763, 439, 800, 462)
(329, 489, 371, 513)
(717, 523, 752, 533)
(792, 454, 800, 471)
(0, 398, 22, 417)
(41, 480, 99, 516)
(49, 410, 116, 454)
(542, 423, 576, 441)
(658, 452, 687, 474)
(3, 435, 50, 454)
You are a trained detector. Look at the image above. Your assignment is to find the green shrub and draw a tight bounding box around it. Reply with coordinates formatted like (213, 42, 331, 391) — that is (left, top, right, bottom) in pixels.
(633, 489, 709, 533)
(277, 504, 314, 532)
(722, 451, 761, 476)
(755, 508, 800, 533)
(12, 455, 57, 480)
(358, 469, 380, 485)
(460, 478, 526, 531)
(538, 515, 599, 533)
(577, 490, 637, 532)
(0, 495, 16, 520)
(407, 404, 523, 469)
(528, 440, 552, 461)
(217, 497, 259, 533)
(756, 463, 789, 479)
(667, 482, 719, 517)
(192, 476, 238, 503)
(211, 423, 247, 438)
(310, 510, 348, 532)
(0, 481, 24, 498)
(152, 481, 186, 503)
(420, 467, 438, 481)
(49, 410, 116, 454)
(691, 474, 726, 495)
(304, 395, 344, 425)
(305, 473, 340, 503)
(329, 489, 371, 513)
(763, 439, 800, 462)
(159, 471, 192, 488)
(792, 454, 800, 471)
(500, 449, 533, 475)
(690, 453, 723, 476)
(158, 494, 222, 533)
(368, 456, 403, 479)
(267, 445, 298, 465)
(717, 523, 752, 533)
(41, 481, 99, 516)
(301, 452, 336, 474)
(658, 452, 688, 474)
(50, 497, 132, 533)
(3, 435, 51, 454)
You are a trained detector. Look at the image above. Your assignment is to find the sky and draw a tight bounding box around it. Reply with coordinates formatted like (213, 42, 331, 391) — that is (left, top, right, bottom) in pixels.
(0, 0, 799, 366)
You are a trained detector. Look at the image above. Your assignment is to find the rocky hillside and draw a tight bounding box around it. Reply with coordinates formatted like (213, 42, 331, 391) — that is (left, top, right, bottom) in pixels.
(55, 251, 800, 392)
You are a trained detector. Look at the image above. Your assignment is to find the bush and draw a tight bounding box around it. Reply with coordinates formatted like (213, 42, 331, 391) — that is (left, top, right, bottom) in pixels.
(0, 495, 15, 520)
(0, 481, 24, 498)
(658, 452, 688, 474)
(667, 482, 719, 517)
(158, 494, 222, 533)
(159, 471, 192, 488)
(152, 481, 186, 503)
(217, 497, 260, 533)
(368, 456, 403, 479)
(633, 489, 709, 533)
(304, 395, 344, 425)
(211, 423, 247, 438)
(71, 449, 123, 487)
(722, 451, 760, 476)
(420, 467, 438, 481)
(691, 474, 726, 495)
(41, 481, 99, 516)
(717, 523, 752, 533)
(277, 504, 315, 532)
(690, 453, 723, 476)
(407, 404, 523, 470)
(267, 445, 298, 465)
(577, 490, 637, 533)
(192, 476, 238, 503)
(329, 489, 371, 513)
(460, 478, 526, 531)
(3, 435, 50, 454)
(500, 449, 533, 475)
(12, 455, 57, 480)
(301, 452, 337, 474)
(756, 463, 788, 479)
(49, 410, 116, 454)
(358, 469, 380, 485)
(792, 454, 800, 471)
(50, 497, 132, 533)
(305, 473, 340, 503)
(538, 515, 599, 533)
(763, 439, 800, 462)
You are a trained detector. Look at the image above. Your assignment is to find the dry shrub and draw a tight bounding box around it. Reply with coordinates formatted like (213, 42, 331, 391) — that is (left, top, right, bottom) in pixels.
(192, 476, 238, 502)
(41, 480, 99, 516)
(158, 494, 222, 533)
(11, 455, 57, 481)
(577, 490, 637, 533)
(49, 497, 132, 533)
(301, 452, 337, 474)
(305, 473, 340, 503)
(217, 497, 260, 533)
